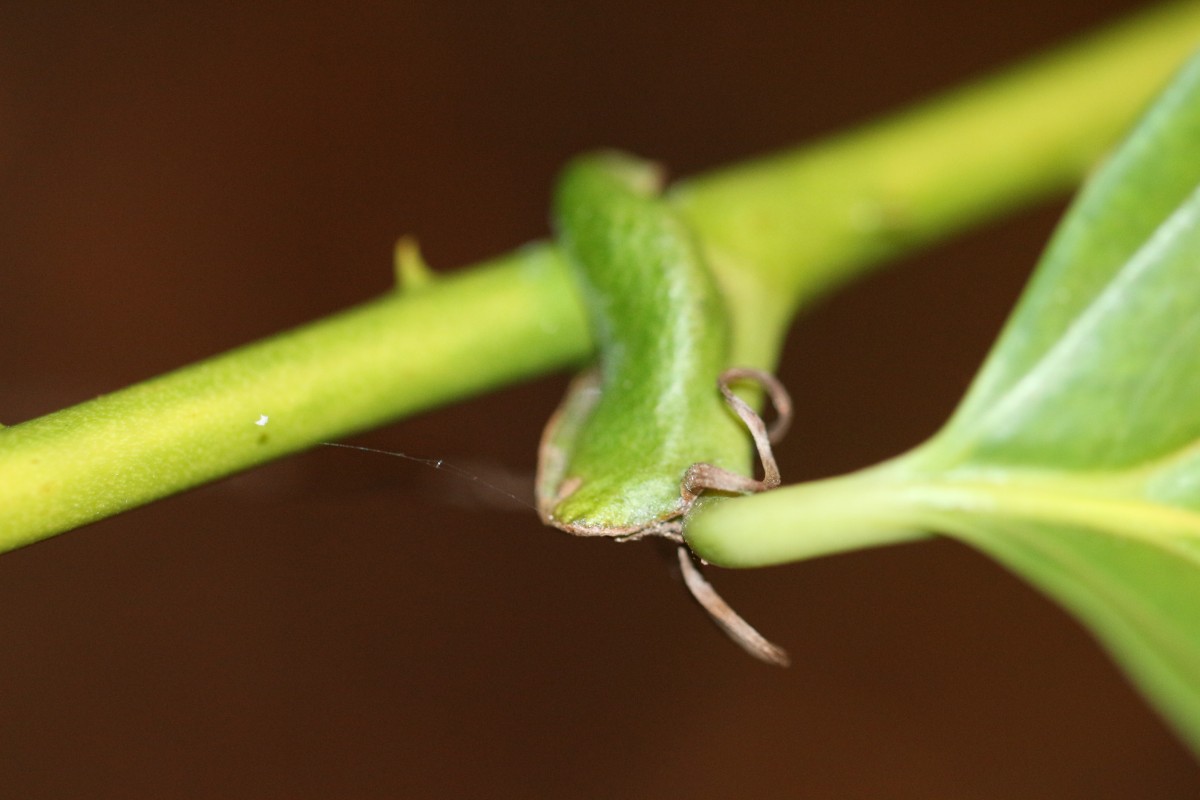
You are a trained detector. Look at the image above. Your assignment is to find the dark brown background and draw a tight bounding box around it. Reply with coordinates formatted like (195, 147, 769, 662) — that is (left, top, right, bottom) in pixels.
(1, 2, 1196, 797)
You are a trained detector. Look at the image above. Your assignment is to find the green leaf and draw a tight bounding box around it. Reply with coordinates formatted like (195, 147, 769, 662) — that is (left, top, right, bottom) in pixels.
(686, 49, 1200, 752)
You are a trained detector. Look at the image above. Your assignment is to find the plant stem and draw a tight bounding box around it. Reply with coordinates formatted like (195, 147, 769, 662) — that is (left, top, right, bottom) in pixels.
(675, 1, 1200, 364)
(0, 247, 588, 550)
(2, 2, 1199, 552)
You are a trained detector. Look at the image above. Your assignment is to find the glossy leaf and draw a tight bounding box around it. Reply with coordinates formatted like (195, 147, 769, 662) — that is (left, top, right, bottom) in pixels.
(686, 50, 1200, 751)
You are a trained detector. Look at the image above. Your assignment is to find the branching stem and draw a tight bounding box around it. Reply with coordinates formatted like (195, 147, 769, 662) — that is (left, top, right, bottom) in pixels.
(2, 2, 1199, 552)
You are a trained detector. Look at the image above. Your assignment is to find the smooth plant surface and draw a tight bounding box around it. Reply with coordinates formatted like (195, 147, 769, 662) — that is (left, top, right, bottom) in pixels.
(2, 1, 1198, 553)
(537, 153, 748, 534)
(687, 48, 1200, 752)
(2, 0, 1200, 763)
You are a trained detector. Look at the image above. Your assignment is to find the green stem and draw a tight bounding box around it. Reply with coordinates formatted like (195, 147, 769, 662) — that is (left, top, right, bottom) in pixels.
(2, 2, 1199, 552)
(675, 1, 1200, 365)
(0, 247, 588, 550)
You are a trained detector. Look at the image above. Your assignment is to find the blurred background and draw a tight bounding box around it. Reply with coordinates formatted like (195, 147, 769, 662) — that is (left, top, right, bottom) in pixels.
(1, 1, 1196, 797)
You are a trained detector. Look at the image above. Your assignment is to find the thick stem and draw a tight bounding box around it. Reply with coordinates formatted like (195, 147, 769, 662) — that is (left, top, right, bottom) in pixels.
(675, 1, 1200, 366)
(1, 2, 1199, 552)
(0, 247, 588, 550)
